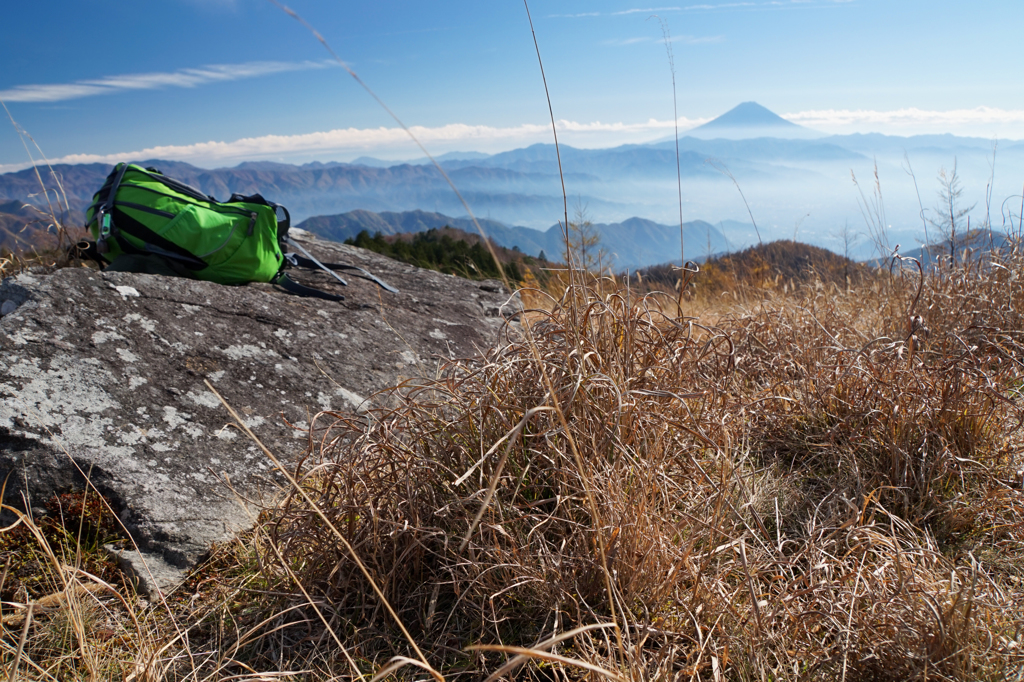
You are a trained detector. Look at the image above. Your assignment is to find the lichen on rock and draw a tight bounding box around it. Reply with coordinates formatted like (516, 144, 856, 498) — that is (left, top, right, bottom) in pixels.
(0, 236, 516, 595)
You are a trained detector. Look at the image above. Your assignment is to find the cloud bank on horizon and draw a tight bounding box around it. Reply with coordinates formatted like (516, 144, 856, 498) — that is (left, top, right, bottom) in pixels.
(4, 104, 1024, 174)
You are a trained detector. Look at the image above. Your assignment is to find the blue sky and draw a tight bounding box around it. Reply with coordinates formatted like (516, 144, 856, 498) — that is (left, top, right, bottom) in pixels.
(3, 0, 1024, 171)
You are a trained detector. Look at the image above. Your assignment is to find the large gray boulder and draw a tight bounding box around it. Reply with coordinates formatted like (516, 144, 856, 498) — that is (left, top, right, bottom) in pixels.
(0, 234, 518, 595)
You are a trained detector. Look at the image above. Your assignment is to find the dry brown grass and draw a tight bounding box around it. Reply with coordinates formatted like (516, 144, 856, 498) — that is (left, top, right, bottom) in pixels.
(0, 491, 169, 682)
(5, 6, 1021, 671)
(4, 233, 1024, 680)
(129, 244, 1023, 681)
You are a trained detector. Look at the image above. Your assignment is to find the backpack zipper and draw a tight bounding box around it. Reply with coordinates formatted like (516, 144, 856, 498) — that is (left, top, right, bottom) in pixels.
(116, 201, 176, 219)
(136, 167, 215, 203)
(117, 183, 257, 219)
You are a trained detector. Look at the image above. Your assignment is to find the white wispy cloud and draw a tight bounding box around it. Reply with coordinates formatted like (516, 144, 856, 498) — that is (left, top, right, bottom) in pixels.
(682, 2, 755, 9)
(682, 35, 726, 43)
(177, 0, 239, 9)
(549, 5, 688, 17)
(682, 0, 851, 11)
(613, 7, 683, 14)
(605, 37, 656, 45)
(605, 34, 724, 46)
(552, 0, 849, 18)
(0, 60, 333, 103)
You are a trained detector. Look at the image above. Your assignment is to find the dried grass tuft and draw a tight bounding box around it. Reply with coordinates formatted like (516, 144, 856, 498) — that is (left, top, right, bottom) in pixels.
(179, 245, 1024, 680)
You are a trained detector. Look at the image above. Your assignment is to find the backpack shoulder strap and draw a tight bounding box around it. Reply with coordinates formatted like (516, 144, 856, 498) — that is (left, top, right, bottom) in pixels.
(286, 254, 400, 294)
(229, 193, 290, 234)
(273, 273, 345, 302)
(284, 237, 348, 286)
(283, 237, 399, 294)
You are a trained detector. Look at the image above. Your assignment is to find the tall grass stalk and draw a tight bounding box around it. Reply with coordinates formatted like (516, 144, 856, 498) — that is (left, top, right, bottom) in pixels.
(267, 1, 514, 298)
(902, 150, 930, 247)
(852, 160, 890, 259)
(205, 379, 439, 681)
(708, 158, 762, 246)
(521, 2, 626, 669)
(652, 18, 686, 269)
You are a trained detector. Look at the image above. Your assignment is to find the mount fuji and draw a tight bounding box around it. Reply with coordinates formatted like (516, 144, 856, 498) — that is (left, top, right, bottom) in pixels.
(688, 102, 822, 140)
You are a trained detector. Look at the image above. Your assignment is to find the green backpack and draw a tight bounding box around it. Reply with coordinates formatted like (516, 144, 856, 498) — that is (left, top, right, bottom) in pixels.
(84, 162, 396, 300)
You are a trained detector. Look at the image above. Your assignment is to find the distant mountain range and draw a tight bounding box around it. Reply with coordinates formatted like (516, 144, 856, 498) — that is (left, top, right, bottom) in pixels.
(297, 209, 730, 271)
(2, 101, 1022, 262)
(0, 159, 628, 228)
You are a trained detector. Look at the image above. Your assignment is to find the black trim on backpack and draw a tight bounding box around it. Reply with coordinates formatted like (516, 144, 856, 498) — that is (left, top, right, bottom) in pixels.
(228, 193, 291, 236)
(274, 273, 344, 302)
(113, 183, 257, 219)
(227, 192, 270, 205)
(89, 162, 132, 239)
(115, 201, 176, 219)
(135, 167, 217, 203)
(275, 205, 290, 235)
(110, 207, 207, 269)
(102, 163, 131, 214)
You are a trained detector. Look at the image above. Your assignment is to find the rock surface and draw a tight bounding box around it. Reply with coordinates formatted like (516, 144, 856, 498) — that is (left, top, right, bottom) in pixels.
(0, 234, 517, 595)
